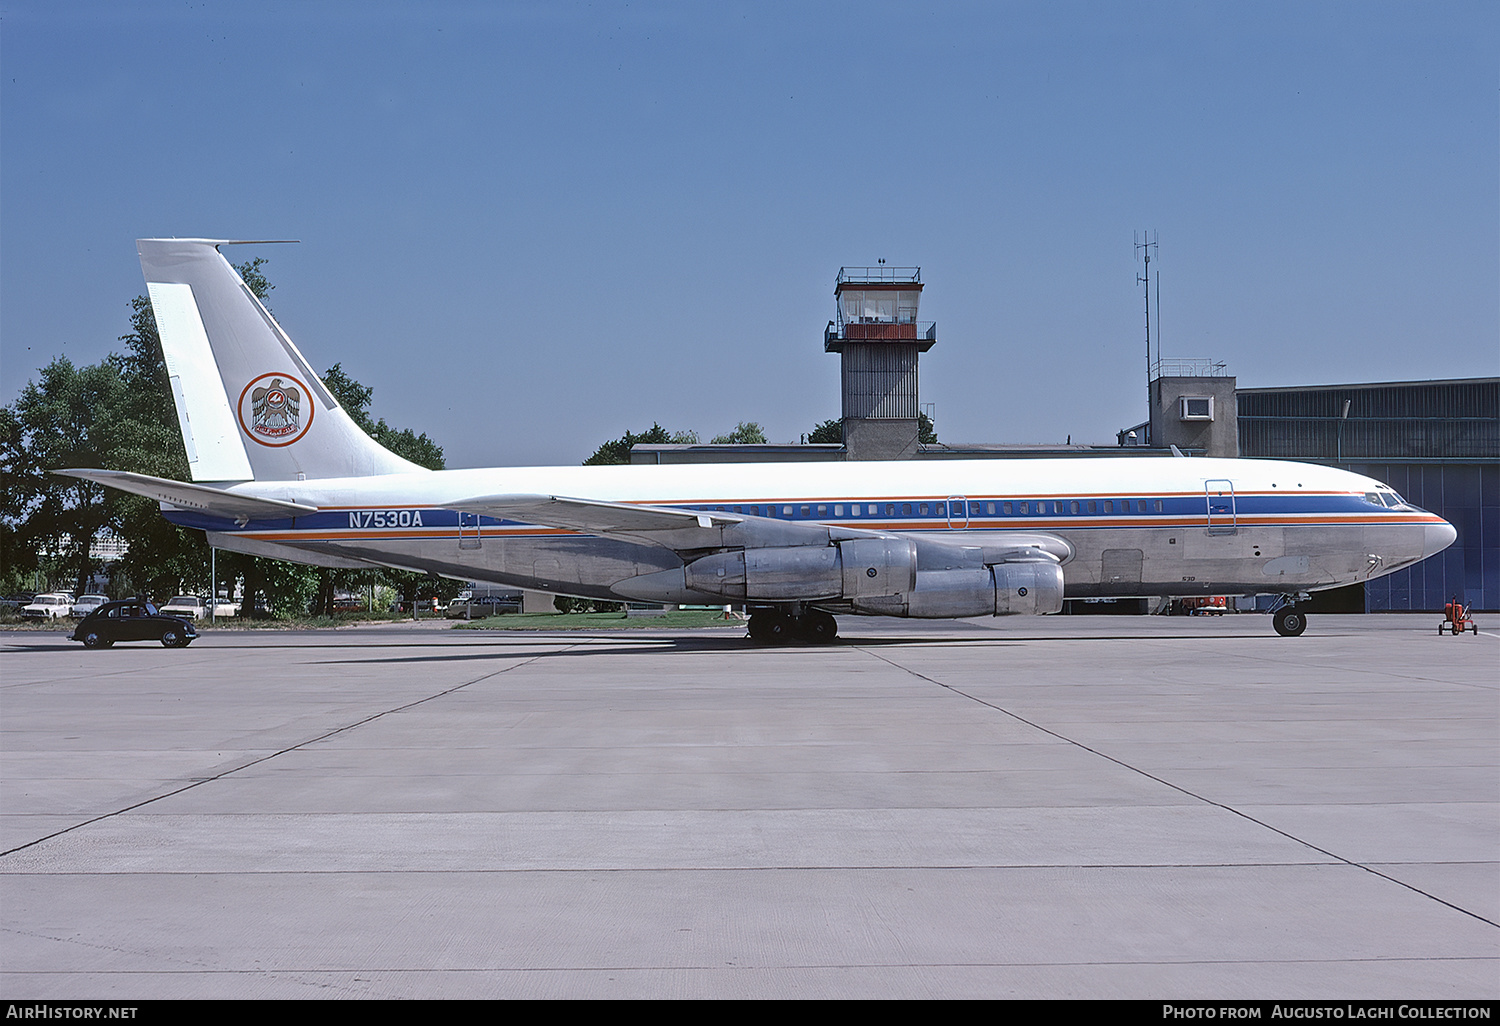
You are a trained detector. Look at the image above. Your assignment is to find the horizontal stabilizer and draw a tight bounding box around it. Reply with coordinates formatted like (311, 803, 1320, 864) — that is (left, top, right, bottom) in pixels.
(452, 493, 743, 537)
(53, 469, 317, 520)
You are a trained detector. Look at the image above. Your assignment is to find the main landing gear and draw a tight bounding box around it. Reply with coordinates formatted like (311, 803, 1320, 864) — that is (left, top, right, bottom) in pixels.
(747, 608, 838, 644)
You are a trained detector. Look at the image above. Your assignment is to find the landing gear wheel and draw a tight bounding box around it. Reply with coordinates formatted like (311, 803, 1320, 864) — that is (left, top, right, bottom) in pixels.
(1273, 608, 1307, 637)
(161, 629, 181, 648)
(748, 612, 790, 644)
(793, 610, 838, 643)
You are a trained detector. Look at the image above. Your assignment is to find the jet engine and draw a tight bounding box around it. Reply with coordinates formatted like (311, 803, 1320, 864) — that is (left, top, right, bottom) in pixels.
(681, 539, 1061, 617)
(684, 538, 917, 601)
(849, 561, 1064, 618)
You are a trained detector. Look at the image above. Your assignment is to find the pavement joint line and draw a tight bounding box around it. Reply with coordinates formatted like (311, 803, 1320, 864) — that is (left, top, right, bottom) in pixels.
(6, 955, 1496, 974)
(0, 862, 1411, 875)
(855, 644, 1500, 931)
(0, 643, 579, 860)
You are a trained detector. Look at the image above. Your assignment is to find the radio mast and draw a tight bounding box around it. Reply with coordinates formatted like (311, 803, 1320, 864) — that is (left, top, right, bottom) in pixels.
(1135, 230, 1158, 417)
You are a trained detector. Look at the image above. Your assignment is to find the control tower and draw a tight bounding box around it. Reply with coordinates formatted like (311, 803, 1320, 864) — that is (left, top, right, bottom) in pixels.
(825, 266, 936, 460)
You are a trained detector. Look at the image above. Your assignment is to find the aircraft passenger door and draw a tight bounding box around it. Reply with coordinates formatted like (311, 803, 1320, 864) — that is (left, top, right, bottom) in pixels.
(947, 495, 969, 530)
(458, 511, 482, 550)
(1204, 479, 1237, 536)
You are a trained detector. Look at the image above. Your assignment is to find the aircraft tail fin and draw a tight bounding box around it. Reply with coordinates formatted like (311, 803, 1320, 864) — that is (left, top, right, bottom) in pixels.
(137, 238, 424, 482)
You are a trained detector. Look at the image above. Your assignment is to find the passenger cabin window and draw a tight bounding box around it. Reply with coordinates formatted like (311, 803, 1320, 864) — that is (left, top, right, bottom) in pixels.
(1154, 500, 1164, 512)
(1003, 502, 1012, 515)
(1103, 500, 1113, 513)
(1069, 501, 1080, 514)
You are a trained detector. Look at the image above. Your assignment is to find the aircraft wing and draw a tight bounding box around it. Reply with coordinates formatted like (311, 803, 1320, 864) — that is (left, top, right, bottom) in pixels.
(53, 469, 318, 520)
(451, 493, 746, 547)
(454, 493, 1072, 564)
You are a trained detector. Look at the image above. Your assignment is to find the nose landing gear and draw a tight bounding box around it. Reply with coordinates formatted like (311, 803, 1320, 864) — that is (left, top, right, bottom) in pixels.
(1270, 594, 1309, 637)
(1272, 607, 1307, 637)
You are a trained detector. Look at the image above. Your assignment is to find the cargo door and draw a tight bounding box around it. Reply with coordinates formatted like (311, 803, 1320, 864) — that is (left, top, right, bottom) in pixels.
(1100, 548, 1144, 594)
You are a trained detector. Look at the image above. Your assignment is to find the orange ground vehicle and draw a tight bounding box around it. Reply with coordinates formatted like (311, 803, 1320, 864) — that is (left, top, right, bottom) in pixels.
(1438, 599, 1477, 636)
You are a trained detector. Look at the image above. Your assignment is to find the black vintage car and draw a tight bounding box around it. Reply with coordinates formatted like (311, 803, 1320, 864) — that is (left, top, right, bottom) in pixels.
(70, 599, 198, 649)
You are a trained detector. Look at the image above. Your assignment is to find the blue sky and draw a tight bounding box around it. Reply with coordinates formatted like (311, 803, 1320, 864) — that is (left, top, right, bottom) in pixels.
(3, 1, 1496, 468)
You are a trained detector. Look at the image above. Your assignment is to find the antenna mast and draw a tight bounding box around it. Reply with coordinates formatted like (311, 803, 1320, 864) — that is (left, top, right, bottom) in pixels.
(1135, 230, 1158, 417)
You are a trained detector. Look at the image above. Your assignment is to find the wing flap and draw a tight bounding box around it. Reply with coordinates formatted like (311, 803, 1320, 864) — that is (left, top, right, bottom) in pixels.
(53, 469, 317, 520)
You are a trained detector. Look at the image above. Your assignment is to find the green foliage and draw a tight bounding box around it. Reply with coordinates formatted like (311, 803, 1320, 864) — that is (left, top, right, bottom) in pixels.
(805, 414, 936, 446)
(0, 357, 132, 593)
(584, 423, 679, 465)
(710, 421, 767, 445)
(807, 419, 842, 444)
(322, 361, 445, 471)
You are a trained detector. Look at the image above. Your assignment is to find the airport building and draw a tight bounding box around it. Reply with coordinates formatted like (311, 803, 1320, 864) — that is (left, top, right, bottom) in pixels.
(630, 266, 1498, 611)
(1236, 377, 1498, 612)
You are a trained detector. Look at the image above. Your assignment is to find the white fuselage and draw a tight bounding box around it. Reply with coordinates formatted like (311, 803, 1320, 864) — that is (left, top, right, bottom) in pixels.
(172, 456, 1455, 607)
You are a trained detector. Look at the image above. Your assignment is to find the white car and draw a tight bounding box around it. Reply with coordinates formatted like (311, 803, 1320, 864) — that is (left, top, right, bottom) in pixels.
(22, 594, 74, 621)
(71, 594, 109, 617)
(160, 595, 207, 620)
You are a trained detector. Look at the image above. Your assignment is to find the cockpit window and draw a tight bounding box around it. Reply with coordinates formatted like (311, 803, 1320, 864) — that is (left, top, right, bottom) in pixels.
(1364, 492, 1383, 505)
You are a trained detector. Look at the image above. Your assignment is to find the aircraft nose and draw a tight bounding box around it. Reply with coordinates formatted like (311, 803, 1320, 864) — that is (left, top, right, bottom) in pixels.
(1422, 521, 1458, 560)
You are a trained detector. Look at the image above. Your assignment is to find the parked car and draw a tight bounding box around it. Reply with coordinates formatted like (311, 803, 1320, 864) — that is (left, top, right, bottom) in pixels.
(71, 600, 197, 649)
(446, 593, 523, 619)
(212, 596, 238, 617)
(71, 594, 109, 617)
(21, 594, 74, 621)
(160, 595, 208, 620)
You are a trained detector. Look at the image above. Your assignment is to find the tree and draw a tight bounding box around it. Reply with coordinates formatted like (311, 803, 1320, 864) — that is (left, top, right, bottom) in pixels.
(583, 424, 697, 465)
(805, 413, 936, 446)
(0, 358, 130, 594)
(322, 362, 445, 470)
(710, 421, 767, 445)
(807, 419, 841, 444)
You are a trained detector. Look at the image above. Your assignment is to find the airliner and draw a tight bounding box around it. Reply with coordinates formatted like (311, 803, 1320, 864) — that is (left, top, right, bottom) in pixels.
(58, 239, 1457, 642)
